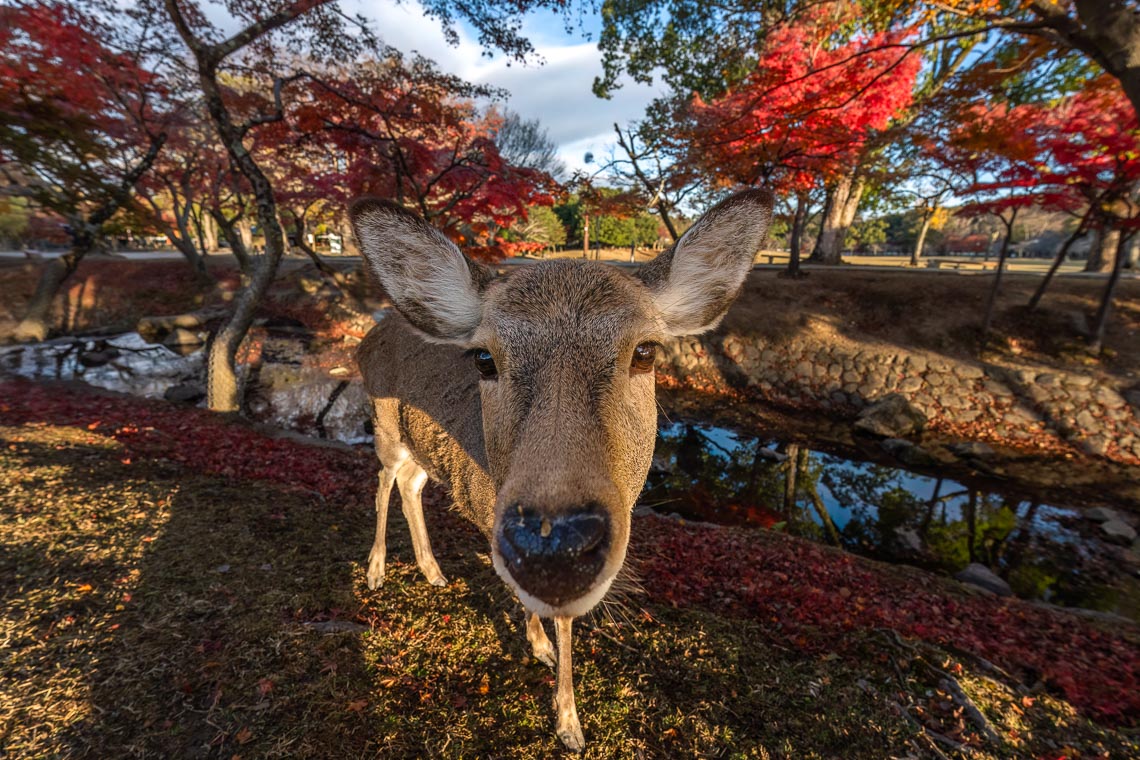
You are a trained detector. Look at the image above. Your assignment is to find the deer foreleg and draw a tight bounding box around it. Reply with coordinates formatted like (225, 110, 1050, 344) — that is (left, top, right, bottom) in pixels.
(396, 463, 447, 587)
(366, 459, 402, 590)
(554, 615, 584, 751)
(527, 612, 555, 668)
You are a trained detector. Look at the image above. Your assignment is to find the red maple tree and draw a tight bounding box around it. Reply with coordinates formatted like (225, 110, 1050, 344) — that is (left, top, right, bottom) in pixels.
(678, 2, 921, 272)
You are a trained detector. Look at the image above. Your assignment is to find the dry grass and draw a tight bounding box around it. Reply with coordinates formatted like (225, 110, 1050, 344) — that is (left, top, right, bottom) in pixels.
(2, 415, 1137, 758)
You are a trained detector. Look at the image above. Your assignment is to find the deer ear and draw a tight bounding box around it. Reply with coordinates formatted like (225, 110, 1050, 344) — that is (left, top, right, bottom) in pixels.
(350, 197, 493, 344)
(637, 189, 773, 336)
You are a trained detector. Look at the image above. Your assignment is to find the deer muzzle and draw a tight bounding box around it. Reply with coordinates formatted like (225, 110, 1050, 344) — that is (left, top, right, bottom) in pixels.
(497, 504, 610, 607)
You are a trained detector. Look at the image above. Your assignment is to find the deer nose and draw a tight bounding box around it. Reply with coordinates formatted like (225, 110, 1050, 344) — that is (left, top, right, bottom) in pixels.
(498, 504, 610, 606)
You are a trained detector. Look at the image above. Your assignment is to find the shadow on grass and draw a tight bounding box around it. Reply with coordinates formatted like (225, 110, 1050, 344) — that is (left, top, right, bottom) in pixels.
(3, 416, 1137, 759)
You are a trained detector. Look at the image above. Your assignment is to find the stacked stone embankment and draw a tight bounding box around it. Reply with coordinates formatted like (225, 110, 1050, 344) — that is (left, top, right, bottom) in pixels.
(658, 331, 1140, 466)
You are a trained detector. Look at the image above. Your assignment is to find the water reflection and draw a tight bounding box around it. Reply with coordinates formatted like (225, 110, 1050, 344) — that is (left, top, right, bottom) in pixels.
(644, 422, 1140, 620)
(0, 333, 204, 397)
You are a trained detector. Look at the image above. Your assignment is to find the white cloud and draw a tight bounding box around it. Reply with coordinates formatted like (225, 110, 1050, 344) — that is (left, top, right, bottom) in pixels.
(346, 0, 662, 173)
(200, 0, 662, 172)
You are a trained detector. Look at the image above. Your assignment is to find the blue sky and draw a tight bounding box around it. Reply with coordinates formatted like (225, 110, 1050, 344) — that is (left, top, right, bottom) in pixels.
(342, 0, 663, 173)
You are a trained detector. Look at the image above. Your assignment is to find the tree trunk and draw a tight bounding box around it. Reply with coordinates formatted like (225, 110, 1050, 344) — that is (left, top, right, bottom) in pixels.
(292, 210, 348, 286)
(782, 194, 808, 278)
(1067, 1, 1140, 118)
(12, 134, 165, 342)
(965, 490, 978, 564)
(782, 443, 800, 526)
(238, 216, 254, 254)
(581, 213, 590, 259)
(12, 249, 86, 341)
(1028, 217, 1090, 309)
(910, 206, 936, 267)
(1084, 226, 1119, 272)
(980, 208, 1018, 347)
(210, 208, 252, 273)
(1089, 229, 1131, 353)
(810, 172, 864, 265)
(201, 209, 219, 253)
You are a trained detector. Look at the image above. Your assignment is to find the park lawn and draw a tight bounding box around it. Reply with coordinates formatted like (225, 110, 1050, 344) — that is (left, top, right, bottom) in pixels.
(1, 379, 1138, 759)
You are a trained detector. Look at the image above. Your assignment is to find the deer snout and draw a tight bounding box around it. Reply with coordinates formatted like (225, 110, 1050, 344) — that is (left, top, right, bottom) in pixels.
(497, 505, 610, 607)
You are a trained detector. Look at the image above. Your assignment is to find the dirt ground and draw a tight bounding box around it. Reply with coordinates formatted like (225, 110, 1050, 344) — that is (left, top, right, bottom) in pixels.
(3, 258, 1136, 386)
(2, 380, 1137, 758)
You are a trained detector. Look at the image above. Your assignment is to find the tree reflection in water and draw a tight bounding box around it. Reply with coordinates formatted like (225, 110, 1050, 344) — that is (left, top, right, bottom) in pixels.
(642, 422, 1139, 620)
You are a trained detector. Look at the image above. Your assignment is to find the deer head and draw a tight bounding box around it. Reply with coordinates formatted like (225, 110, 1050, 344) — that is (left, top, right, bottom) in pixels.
(350, 190, 772, 618)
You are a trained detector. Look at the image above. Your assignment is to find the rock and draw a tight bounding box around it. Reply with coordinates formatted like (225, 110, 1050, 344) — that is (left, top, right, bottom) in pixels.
(955, 563, 1012, 596)
(164, 382, 206, 405)
(1075, 409, 1098, 431)
(163, 327, 205, 355)
(78, 345, 121, 367)
(1084, 435, 1111, 457)
(899, 376, 923, 393)
(881, 438, 936, 468)
(956, 364, 985, 380)
(1036, 373, 1060, 388)
(894, 528, 923, 553)
(1101, 520, 1138, 545)
(948, 442, 996, 460)
(1065, 375, 1094, 388)
(1085, 506, 1121, 523)
(905, 355, 928, 372)
(1094, 387, 1126, 409)
(854, 394, 928, 438)
(982, 380, 1012, 397)
(1126, 389, 1140, 410)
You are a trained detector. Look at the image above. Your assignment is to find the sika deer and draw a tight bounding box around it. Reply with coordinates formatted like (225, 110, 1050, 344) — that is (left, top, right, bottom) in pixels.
(350, 189, 772, 750)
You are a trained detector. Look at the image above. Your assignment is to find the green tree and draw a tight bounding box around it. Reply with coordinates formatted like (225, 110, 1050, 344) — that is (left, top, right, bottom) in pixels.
(517, 204, 567, 254)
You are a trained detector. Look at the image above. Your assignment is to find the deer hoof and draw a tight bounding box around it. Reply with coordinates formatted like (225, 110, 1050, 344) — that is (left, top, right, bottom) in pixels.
(556, 720, 585, 752)
(426, 570, 448, 587)
(532, 642, 555, 669)
(366, 556, 385, 590)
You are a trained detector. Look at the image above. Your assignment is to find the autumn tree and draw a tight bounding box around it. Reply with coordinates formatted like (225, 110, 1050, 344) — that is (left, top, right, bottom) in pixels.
(295, 56, 560, 261)
(677, 4, 920, 274)
(153, 0, 579, 411)
(1, 0, 169, 341)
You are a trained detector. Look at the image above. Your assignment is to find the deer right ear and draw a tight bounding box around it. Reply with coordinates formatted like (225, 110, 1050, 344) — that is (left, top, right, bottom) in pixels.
(350, 197, 493, 344)
(637, 189, 773, 336)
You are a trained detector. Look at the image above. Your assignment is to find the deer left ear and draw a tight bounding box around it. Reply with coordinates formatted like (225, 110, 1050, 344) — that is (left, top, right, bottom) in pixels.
(637, 189, 773, 336)
(350, 197, 493, 344)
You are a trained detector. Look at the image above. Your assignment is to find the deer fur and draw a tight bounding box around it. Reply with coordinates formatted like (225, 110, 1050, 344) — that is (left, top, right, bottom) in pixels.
(350, 189, 773, 750)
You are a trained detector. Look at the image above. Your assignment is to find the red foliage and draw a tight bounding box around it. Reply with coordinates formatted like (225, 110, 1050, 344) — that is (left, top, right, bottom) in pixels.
(681, 2, 921, 195)
(636, 517, 1140, 726)
(279, 62, 559, 260)
(0, 380, 375, 507)
(937, 75, 1140, 229)
(0, 2, 163, 217)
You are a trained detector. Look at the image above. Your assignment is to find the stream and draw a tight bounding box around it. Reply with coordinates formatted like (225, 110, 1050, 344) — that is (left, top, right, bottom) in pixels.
(3, 331, 1138, 621)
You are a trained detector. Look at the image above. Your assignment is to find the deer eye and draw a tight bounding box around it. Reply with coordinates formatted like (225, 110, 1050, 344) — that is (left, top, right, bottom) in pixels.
(472, 348, 497, 379)
(630, 342, 657, 374)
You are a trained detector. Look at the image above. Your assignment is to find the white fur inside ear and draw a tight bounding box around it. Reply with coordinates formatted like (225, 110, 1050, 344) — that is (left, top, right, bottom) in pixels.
(652, 199, 771, 336)
(354, 206, 484, 342)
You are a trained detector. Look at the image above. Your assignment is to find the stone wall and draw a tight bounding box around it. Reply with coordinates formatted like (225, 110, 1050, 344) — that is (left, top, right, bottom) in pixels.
(659, 330, 1140, 465)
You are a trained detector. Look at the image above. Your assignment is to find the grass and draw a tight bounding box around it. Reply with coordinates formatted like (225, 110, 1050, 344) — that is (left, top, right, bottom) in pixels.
(2, 407, 1138, 759)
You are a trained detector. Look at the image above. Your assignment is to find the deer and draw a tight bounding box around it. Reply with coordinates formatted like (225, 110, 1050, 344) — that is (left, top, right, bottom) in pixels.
(349, 189, 773, 751)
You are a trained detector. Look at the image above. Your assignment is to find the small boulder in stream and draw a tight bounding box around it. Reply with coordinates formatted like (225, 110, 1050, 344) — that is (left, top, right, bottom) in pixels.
(854, 394, 927, 438)
(1101, 520, 1138, 545)
(954, 563, 1013, 596)
(163, 328, 205, 355)
(881, 438, 936, 468)
(164, 382, 206, 405)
